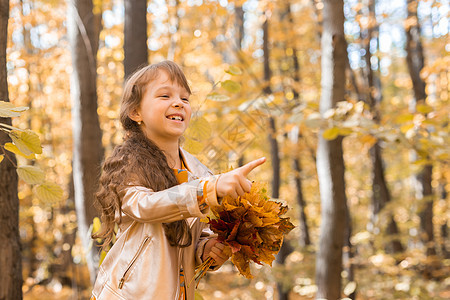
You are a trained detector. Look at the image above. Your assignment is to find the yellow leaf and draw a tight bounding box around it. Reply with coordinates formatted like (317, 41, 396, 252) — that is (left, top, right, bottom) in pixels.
(186, 117, 211, 140)
(17, 165, 45, 184)
(225, 66, 243, 75)
(9, 130, 42, 155)
(206, 93, 230, 102)
(400, 123, 414, 134)
(34, 182, 64, 202)
(183, 138, 203, 154)
(20, 130, 43, 154)
(99, 250, 107, 266)
(360, 135, 377, 147)
(338, 128, 353, 136)
(0, 154, 3, 163)
(322, 127, 340, 140)
(92, 217, 101, 234)
(395, 114, 414, 124)
(92, 217, 102, 243)
(0, 101, 29, 117)
(416, 104, 433, 114)
(4, 142, 36, 159)
(221, 80, 241, 93)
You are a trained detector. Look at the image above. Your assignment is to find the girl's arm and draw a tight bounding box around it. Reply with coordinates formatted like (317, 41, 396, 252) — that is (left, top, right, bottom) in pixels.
(120, 177, 219, 223)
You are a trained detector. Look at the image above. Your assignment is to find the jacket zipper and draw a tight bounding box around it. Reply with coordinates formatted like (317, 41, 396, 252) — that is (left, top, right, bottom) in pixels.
(118, 236, 151, 289)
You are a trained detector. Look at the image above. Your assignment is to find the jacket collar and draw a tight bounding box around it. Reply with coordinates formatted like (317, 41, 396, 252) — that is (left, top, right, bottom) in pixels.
(179, 148, 212, 178)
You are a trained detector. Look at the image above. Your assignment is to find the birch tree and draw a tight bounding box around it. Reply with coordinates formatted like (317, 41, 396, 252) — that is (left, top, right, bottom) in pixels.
(68, 0, 104, 283)
(315, 0, 348, 298)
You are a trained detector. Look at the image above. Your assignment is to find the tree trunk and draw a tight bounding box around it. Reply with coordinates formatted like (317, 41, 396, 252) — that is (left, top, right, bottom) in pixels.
(262, 9, 291, 299)
(343, 212, 356, 300)
(293, 156, 311, 246)
(124, 0, 148, 78)
(0, 0, 23, 298)
(167, 0, 179, 61)
(315, 0, 348, 299)
(285, 0, 311, 247)
(405, 0, 436, 257)
(68, 0, 104, 284)
(234, 4, 244, 51)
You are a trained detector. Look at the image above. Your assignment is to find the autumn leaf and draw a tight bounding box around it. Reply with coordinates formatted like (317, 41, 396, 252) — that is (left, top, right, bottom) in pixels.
(225, 65, 243, 75)
(9, 130, 42, 155)
(221, 80, 241, 93)
(0, 101, 29, 117)
(322, 127, 340, 140)
(206, 93, 230, 102)
(4, 142, 36, 159)
(17, 165, 45, 184)
(205, 182, 294, 279)
(34, 182, 64, 202)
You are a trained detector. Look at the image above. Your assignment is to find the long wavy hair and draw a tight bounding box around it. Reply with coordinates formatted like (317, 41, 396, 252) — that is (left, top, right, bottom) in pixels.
(93, 61, 193, 250)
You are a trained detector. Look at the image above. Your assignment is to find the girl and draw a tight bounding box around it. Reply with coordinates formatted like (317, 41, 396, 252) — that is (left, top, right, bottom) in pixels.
(91, 61, 265, 300)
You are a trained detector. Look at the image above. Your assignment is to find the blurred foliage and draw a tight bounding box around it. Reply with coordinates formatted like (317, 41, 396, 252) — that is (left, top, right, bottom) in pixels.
(4, 0, 449, 299)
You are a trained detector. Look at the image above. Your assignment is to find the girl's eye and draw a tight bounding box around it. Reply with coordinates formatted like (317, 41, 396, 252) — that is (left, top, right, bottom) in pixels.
(182, 98, 189, 102)
(160, 95, 169, 98)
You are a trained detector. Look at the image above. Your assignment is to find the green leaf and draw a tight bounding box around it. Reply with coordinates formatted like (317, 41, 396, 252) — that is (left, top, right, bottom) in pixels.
(225, 65, 242, 75)
(206, 93, 230, 102)
(221, 80, 241, 93)
(17, 165, 45, 184)
(0, 101, 29, 117)
(322, 127, 340, 140)
(34, 182, 64, 202)
(4, 142, 36, 159)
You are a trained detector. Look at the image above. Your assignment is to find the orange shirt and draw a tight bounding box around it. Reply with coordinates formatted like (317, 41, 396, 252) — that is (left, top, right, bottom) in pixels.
(174, 162, 209, 300)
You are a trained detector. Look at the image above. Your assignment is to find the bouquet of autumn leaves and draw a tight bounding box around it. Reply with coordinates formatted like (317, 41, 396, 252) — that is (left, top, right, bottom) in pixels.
(194, 182, 294, 284)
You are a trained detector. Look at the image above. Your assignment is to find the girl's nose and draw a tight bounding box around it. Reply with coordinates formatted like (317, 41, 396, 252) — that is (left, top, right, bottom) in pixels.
(172, 98, 184, 108)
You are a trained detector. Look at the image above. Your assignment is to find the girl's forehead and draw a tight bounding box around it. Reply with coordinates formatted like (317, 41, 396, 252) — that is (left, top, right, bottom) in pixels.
(147, 71, 189, 92)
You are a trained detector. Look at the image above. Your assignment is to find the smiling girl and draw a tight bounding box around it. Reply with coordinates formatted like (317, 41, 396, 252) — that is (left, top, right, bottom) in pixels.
(90, 61, 265, 300)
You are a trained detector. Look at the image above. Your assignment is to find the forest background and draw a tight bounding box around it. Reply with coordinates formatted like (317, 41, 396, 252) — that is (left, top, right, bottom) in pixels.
(0, 0, 449, 299)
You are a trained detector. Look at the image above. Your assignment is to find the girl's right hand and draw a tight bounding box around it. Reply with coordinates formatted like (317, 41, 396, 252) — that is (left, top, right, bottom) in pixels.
(216, 157, 266, 199)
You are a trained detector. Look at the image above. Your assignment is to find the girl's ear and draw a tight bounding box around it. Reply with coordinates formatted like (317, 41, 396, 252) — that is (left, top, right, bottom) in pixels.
(128, 108, 141, 123)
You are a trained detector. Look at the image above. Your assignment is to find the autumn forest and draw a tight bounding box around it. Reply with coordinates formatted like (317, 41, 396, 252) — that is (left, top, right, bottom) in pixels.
(0, 0, 449, 299)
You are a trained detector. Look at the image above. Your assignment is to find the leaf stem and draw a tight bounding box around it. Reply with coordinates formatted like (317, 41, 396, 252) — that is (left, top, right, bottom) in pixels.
(0, 146, 18, 168)
(0, 122, 21, 131)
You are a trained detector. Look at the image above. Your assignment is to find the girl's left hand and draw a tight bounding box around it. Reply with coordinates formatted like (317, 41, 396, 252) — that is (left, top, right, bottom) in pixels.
(202, 238, 230, 266)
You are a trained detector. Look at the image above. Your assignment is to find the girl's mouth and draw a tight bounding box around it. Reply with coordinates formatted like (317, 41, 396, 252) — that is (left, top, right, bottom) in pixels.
(166, 114, 184, 121)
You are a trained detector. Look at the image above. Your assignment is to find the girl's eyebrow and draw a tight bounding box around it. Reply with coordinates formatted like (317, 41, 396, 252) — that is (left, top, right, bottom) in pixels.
(154, 86, 173, 93)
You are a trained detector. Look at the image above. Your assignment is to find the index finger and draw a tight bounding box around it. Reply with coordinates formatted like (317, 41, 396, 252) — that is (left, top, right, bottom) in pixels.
(239, 157, 266, 176)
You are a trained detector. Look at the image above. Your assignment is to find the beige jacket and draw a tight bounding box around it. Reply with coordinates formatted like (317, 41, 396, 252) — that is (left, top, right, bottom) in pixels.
(91, 149, 220, 300)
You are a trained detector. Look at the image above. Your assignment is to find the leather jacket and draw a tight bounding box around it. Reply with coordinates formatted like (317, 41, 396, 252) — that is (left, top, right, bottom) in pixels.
(91, 149, 219, 300)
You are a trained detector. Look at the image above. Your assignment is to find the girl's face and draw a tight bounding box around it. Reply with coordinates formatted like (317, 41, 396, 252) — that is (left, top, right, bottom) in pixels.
(131, 70, 191, 144)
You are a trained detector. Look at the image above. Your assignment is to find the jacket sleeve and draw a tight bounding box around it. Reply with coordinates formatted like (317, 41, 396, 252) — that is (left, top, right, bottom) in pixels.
(120, 177, 219, 223)
(195, 227, 220, 271)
